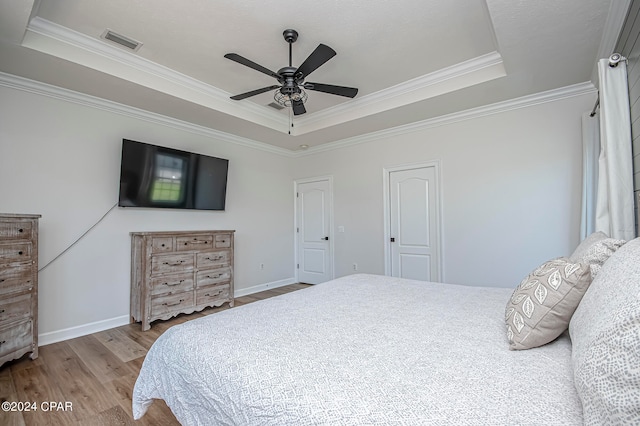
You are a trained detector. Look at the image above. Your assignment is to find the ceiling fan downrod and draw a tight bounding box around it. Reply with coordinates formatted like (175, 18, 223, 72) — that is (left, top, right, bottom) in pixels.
(283, 29, 298, 68)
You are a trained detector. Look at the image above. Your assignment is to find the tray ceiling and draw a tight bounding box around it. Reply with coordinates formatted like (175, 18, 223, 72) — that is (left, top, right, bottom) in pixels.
(0, 0, 624, 151)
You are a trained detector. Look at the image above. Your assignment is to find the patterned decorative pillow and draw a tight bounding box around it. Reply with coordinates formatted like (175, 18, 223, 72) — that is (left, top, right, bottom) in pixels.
(505, 258, 591, 350)
(569, 231, 626, 278)
(569, 237, 640, 425)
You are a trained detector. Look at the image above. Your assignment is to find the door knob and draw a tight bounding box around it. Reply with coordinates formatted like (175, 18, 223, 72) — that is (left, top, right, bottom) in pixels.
(322, 237, 329, 241)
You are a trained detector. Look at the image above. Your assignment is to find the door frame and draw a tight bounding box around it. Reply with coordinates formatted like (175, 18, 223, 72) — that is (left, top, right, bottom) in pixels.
(382, 161, 444, 282)
(294, 175, 335, 283)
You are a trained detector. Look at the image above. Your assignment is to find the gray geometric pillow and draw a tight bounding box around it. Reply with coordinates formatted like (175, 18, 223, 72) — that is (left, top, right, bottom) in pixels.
(569, 231, 626, 278)
(505, 257, 591, 350)
(569, 238, 640, 425)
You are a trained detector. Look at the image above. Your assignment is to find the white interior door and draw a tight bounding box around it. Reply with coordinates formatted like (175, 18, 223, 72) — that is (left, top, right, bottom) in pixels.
(388, 166, 440, 281)
(296, 179, 333, 284)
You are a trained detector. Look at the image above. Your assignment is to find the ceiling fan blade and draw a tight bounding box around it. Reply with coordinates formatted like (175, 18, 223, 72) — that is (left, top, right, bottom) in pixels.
(224, 53, 280, 80)
(292, 99, 306, 115)
(296, 44, 336, 79)
(304, 82, 358, 98)
(230, 85, 280, 100)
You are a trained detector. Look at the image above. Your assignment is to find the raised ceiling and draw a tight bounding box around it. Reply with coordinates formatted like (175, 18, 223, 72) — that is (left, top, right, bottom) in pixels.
(0, 0, 628, 151)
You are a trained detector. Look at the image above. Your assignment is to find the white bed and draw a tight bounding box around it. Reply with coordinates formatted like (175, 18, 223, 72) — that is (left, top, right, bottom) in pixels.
(132, 273, 583, 425)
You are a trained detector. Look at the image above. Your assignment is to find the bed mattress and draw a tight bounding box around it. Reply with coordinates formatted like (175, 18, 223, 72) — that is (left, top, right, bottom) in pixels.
(133, 273, 582, 425)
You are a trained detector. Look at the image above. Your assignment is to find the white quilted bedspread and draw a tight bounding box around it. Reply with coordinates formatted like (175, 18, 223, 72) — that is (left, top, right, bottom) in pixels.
(132, 274, 582, 425)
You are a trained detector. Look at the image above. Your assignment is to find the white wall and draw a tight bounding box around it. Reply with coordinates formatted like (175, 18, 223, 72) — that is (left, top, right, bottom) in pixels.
(292, 94, 594, 288)
(0, 84, 296, 343)
(0, 76, 594, 344)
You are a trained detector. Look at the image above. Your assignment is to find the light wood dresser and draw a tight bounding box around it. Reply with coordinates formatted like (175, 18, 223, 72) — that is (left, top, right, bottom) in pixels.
(130, 230, 235, 331)
(0, 214, 40, 367)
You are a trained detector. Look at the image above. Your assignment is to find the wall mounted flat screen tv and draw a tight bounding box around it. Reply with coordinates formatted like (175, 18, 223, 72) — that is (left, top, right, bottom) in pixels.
(118, 139, 228, 210)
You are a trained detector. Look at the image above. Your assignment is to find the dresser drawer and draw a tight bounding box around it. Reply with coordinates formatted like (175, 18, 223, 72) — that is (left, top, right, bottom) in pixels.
(0, 320, 32, 358)
(0, 242, 32, 263)
(197, 251, 230, 269)
(0, 221, 33, 240)
(151, 237, 174, 253)
(131, 229, 234, 331)
(0, 292, 32, 326)
(151, 291, 194, 317)
(197, 267, 231, 287)
(0, 264, 33, 295)
(214, 234, 232, 248)
(151, 253, 194, 276)
(177, 235, 213, 251)
(196, 284, 230, 306)
(150, 274, 194, 296)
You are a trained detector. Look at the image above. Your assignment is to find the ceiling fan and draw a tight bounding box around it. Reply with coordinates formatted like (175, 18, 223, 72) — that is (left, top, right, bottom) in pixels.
(224, 29, 358, 116)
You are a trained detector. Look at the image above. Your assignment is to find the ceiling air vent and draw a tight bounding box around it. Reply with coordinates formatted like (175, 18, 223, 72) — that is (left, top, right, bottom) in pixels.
(267, 102, 285, 110)
(101, 29, 143, 51)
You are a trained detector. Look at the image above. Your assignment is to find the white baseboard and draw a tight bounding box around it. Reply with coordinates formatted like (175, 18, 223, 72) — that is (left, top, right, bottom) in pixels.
(234, 277, 297, 297)
(38, 277, 297, 346)
(39, 315, 130, 346)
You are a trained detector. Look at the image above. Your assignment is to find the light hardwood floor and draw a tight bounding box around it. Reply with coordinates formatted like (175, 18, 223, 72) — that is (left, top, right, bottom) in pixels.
(0, 283, 311, 426)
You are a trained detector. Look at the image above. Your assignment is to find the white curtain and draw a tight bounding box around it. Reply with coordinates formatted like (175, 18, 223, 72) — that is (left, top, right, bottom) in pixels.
(594, 57, 635, 240)
(580, 111, 600, 240)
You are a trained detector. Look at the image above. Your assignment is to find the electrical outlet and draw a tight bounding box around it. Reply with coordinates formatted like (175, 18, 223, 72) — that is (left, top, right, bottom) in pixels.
(352, 263, 358, 271)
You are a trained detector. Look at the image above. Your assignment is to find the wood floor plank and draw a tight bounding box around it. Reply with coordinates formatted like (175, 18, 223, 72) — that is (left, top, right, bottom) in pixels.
(115, 324, 160, 352)
(11, 364, 76, 426)
(0, 367, 25, 426)
(66, 335, 137, 384)
(93, 328, 147, 363)
(234, 295, 261, 306)
(4, 283, 309, 425)
(36, 342, 115, 420)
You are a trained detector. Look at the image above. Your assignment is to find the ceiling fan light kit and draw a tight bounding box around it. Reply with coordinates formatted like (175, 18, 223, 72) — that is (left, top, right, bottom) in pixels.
(225, 29, 358, 116)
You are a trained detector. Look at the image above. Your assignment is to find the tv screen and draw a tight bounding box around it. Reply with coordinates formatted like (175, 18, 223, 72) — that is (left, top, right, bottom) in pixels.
(118, 139, 228, 210)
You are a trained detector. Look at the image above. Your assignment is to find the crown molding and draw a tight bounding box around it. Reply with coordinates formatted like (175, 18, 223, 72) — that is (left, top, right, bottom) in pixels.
(24, 17, 289, 132)
(295, 81, 597, 156)
(292, 51, 506, 135)
(0, 70, 596, 159)
(0, 71, 296, 157)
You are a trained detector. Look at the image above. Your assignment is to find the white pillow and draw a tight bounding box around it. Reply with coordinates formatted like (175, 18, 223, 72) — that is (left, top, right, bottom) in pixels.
(569, 237, 640, 425)
(569, 231, 626, 278)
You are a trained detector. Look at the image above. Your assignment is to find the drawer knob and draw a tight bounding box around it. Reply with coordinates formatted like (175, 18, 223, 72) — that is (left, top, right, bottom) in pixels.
(0, 340, 5, 346)
(205, 291, 222, 297)
(18, 228, 23, 233)
(0, 309, 4, 314)
(18, 251, 23, 255)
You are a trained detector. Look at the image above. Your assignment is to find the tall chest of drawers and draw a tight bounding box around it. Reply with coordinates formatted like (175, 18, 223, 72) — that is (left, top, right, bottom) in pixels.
(0, 214, 40, 366)
(130, 230, 235, 331)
